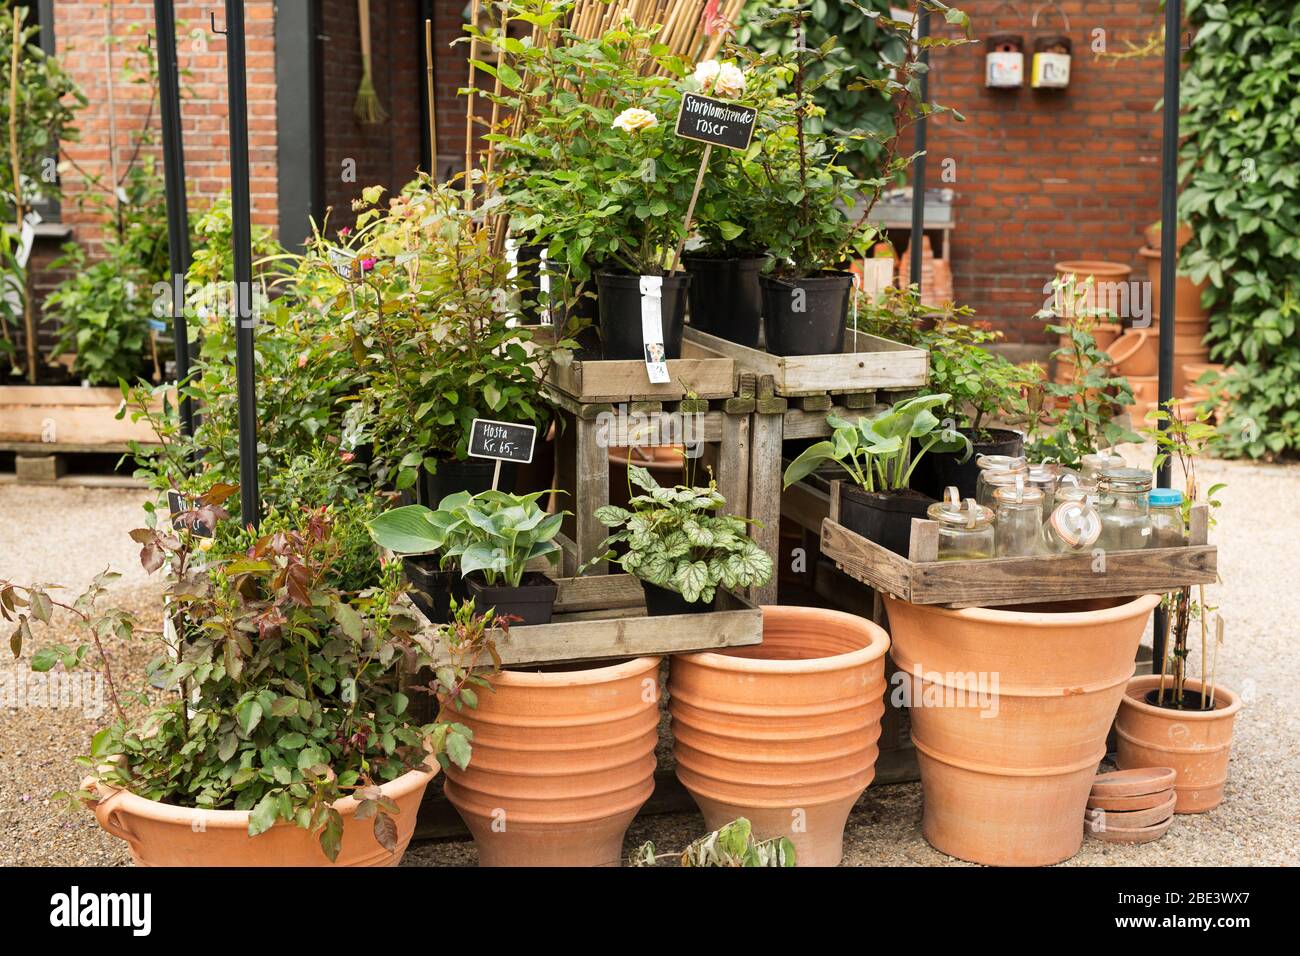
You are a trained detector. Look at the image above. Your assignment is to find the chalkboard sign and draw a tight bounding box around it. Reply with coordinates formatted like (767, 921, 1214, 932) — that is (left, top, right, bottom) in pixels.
(468, 418, 537, 465)
(167, 491, 215, 539)
(674, 93, 758, 151)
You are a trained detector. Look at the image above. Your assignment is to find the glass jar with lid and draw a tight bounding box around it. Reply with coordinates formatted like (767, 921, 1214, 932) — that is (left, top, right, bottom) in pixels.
(974, 454, 1027, 507)
(927, 487, 995, 561)
(1025, 462, 1060, 514)
(1040, 489, 1103, 553)
(1095, 468, 1153, 551)
(1149, 488, 1185, 548)
(993, 478, 1045, 557)
(1080, 452, 1125, 482)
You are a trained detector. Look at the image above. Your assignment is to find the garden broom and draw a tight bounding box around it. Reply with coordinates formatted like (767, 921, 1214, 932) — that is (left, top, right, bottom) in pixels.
(353, 0, 388, 125)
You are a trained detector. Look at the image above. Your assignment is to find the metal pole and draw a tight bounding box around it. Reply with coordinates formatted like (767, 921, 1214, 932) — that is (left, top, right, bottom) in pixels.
(908, 4, 930, 290)
(153, 0, 193, 438)
(223, 0, 260, 528)
(1152, 0, 1183, 668)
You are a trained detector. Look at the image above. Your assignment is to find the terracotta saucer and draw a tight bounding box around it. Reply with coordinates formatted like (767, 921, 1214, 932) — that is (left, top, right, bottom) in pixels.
(1086, 793, 1176, 831)
(1088, 814, 1174, 845)
(1087, 788, 1173, 812)
(1091, 767, 1176, 798)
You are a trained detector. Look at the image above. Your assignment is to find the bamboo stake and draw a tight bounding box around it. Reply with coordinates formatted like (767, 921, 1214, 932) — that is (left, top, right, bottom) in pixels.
(463, 0, 481, 209)
(8, 5, 36, 384)
(1207, 614, 1223, 708)
(1197, 582, 1208, 704)
(425, 18, 438, 177)
(668, 144, 711, 273)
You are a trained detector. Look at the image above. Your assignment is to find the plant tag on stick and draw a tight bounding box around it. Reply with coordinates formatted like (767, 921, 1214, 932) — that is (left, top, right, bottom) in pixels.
(674, 93, 758, 150)
(639, 276, 670, 384)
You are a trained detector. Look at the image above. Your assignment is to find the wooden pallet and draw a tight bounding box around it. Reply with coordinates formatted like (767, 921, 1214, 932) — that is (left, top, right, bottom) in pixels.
(819, 481, 1217, 608)
(0, 385, 162, 445)
(410, 574, 762, 668)
(683, 326, 927, 397)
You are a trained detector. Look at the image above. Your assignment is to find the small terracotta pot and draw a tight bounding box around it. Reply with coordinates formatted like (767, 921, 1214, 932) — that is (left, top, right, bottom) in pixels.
(1125, 374, 1158, 406)
(1107, 330, 1157, 377)
(82, 763, 438, 866)
(885, 593, 1160, 866)
(669, 605, 890, 867)
(1114, 676, 1242, 813)
(1145, 222, 1193, 252)
(444, 656, 660, 866)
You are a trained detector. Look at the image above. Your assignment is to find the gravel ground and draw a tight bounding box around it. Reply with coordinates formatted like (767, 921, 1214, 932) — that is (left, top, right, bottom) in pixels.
(3, 459, 1296, 866)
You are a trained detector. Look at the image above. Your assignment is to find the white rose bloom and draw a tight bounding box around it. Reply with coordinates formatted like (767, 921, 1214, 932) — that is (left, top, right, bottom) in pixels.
(714, 62, 746, 98)
(693, 59, 721, 92)
(613, 107, 659, 134)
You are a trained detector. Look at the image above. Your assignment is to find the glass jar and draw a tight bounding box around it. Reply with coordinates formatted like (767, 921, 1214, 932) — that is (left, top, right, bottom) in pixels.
(927, 487, 995, 561)
(993, 479, 1046, 557)
(977, 455, 1024, 512)
(1149, 488, 1185, 548)
(1040, 491, 1103, 553)
(1054, 471, 1097, 503)
(1080, 452, 1125, 482)
(1095, 468, 1153, 551)
(1026, 462, 1059, 514)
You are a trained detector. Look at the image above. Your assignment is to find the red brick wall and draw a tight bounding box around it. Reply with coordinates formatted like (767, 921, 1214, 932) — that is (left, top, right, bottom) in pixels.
(924, 0, 1165, 345)
(53, 0, 279, 252)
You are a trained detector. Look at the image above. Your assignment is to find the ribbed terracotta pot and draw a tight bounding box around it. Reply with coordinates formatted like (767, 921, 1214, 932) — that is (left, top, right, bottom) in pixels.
(443, 656, 660, 866)
(885, 593, 1160, 866)
(669, 605, 890, 867)
(1115, 675, 1241, 813)
(81, 763, 437, 866)
(1140, 246, 1210, 320)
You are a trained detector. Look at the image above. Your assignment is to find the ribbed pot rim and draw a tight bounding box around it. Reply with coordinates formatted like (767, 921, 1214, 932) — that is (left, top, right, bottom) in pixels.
(86, 760, 438, 830)
(494, 655, 660, 688)
(1054, 259, 1133, 277)
(679, 606, 888, 674)
(891, 592, 1160, 629)
(1120, 675, 1241, 720)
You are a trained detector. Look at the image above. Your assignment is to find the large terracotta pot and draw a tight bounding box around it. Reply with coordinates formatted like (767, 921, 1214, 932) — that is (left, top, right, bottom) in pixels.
(1053, 260, 1132, 326)
(1115, 675, 1242, 813)
(443, 656, 660, 866)
(1107, 329, 1157, 377)
(1140, 246, 1210, 320)
(82, 763, 437, 866)
(885, 593, 1160, 866)
(669, 605, 890, 867)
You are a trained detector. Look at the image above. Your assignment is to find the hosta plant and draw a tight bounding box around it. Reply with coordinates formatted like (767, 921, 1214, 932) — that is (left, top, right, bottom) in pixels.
(585, 467, 773, 604)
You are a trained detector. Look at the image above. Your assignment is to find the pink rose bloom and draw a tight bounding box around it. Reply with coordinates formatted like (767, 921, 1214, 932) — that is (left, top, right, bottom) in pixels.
(338, 227, 352, 238)
(360, 257, 376, 273)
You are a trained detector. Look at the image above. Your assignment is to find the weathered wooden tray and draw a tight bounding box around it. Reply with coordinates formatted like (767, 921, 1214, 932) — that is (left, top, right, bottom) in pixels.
(819, 481, 1217, 608)
(683, 326, 927, 397)
(522, 325, 735, 403)
(410, 573, 762, 667)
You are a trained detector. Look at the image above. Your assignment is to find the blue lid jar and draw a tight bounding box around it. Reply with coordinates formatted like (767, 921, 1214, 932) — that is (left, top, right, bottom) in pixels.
(1150, 488, 1183, 507)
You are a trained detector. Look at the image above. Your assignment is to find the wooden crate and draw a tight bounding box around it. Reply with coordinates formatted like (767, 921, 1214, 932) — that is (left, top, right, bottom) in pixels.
(819, 481, 1217, 609)
(410, 573, 762, 668)
(683, 326, 927, 397)
(0, 385, 162, 446)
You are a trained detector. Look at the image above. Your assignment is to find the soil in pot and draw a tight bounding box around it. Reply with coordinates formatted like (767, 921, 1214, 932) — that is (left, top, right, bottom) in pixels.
(443, 656, 660, 866)
(465, 571, 558, 626)
(838, 485, 936, 557)
(420, 456, 518, 506)
(1115, 675, 1241, 814)
(684, 254, 764, 347)
(642, 581, 714, 616)
(669, 604, 890, 866)
(760, 271, 852, 356)
(884, 593, 1161, 866)
(596, 271, 691, 360)
(911, 428, 1024, 501)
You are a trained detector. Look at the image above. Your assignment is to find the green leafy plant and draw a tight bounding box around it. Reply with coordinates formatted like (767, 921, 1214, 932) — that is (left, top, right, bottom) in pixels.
(783, 393, 970, 492)
(629, 817, 796, 867)
(922, 319, 1039, 440)
(1178, 0, 1300, 458)
(585, 466, 772, 604)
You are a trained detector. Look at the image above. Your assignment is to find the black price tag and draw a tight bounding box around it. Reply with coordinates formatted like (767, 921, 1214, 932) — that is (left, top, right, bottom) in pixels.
(167, 491, 215, 539)
(674, 93, 758, 151)
(468, 419, 537, 465)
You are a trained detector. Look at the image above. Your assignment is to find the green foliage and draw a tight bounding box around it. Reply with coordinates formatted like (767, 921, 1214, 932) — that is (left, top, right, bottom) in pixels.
(922, 319, 1038, 439)
(585, 467, 773, 604)
(1179, 0, 1300, 457)
(783, 393, 970, 492)
(629, 817, 797, 867)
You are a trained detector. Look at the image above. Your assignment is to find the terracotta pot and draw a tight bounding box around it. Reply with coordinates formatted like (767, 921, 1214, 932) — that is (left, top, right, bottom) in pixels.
(1125, 374, 1158, 407)
(1140, 246, 1209, 320)
(444, 656, 660, 866)
(1145, 222, 1192, 252)
(885, 593, 1160, 866)
(1114, 676, 1242, 813)
(81, 763, 438, 866)
(669, 604, 890, 867)
(1107, 330, 1157, 377)
(1053, 261, 1132, 325)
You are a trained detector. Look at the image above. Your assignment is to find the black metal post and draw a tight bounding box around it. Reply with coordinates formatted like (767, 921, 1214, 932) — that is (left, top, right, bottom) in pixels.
(909, 5, 931, 290)
(224, 0, 260, 528)
(1152, 0, 1183, 668)
(153, 0, 194, 438)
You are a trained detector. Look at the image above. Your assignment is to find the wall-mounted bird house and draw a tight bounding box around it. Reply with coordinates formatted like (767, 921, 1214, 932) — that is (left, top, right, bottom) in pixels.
(1030, 4, 1071, 89)
(985, 33, 1025, 88)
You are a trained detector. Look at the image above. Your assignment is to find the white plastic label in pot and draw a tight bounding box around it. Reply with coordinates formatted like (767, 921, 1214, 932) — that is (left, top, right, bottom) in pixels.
(639, 275, 670, 384)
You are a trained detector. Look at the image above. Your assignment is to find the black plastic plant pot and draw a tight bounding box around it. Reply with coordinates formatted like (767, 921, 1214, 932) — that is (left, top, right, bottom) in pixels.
(759, 271, 852, 356)
(466, 571, 559, 626)
(595, 271, 691, 360)
(419, 456, 518, 506)
(911, 428, 1025, 501)
(641, 581, 715, 616)
(838, 485, 937, 558)
(403, 557, 457, 624)
(515, 240, 546, 325)
(683, 254, 765, 347)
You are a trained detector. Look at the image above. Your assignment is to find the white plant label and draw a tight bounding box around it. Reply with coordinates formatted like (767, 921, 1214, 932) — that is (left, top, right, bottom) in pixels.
(639, 275, 670, 384)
